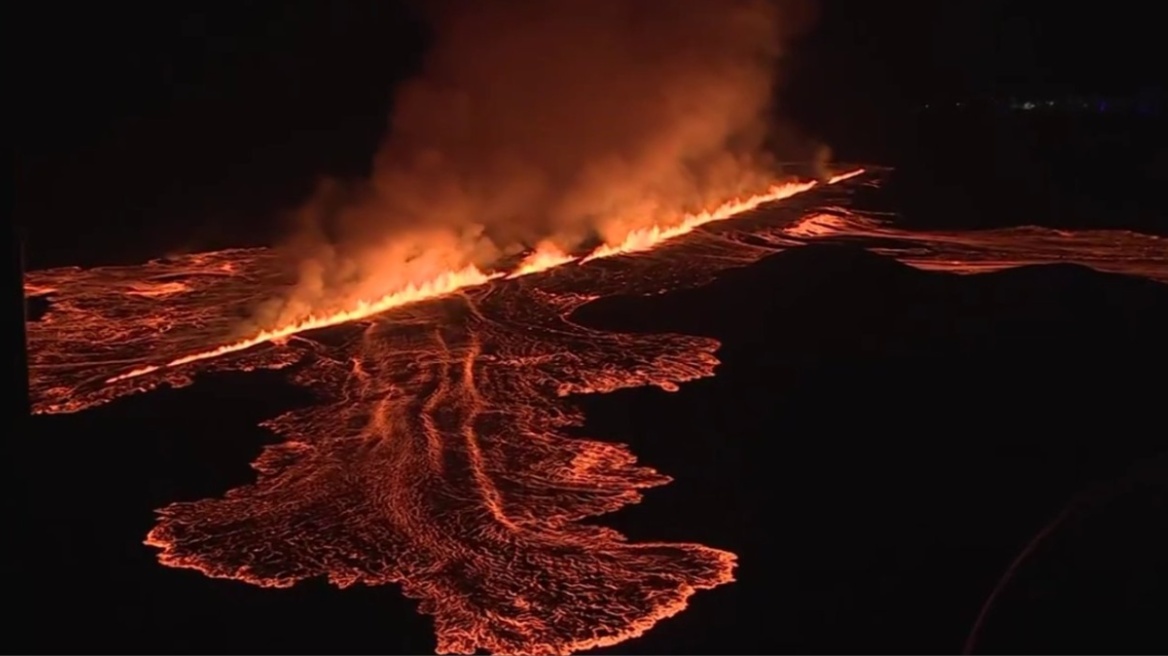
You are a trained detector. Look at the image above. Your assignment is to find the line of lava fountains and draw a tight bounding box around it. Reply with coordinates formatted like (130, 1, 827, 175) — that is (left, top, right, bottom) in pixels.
(107, 169, 862, 384)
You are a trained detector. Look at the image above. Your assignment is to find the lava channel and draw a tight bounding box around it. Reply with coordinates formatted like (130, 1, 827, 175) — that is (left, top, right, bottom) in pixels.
(26, 168, 1167, 654)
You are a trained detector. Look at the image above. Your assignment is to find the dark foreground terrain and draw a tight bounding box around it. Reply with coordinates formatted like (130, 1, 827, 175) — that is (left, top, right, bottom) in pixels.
(10, 241, 1167, 654)
(573, 244, 1168, 654)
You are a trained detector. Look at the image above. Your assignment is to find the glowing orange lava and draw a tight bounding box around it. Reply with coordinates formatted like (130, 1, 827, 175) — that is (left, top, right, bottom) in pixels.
(106, 265, 499, 383)
(26, 168, 1166, 655)
(105, 172, 860, 383)
(580, 178, 818, 262)
(508, 243, 579, 278)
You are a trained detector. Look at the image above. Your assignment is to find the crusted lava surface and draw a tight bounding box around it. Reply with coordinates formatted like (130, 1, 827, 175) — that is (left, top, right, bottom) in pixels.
(13, 174, 1167, 653)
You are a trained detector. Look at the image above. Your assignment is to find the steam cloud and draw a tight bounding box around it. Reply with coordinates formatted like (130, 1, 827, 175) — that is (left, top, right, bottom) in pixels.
(266, 0, 822, 327)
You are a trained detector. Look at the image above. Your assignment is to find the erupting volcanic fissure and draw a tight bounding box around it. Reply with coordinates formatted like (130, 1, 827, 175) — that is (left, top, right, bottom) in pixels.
(22, 1, 1168, 652)
(106, 175, 842, 384)
(26, 170, 1168, 654)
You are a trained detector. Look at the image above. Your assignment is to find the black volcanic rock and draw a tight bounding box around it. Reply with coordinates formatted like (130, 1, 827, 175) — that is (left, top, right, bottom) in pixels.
(573, 245, 1168, 654)
(574, 244, 1168, 369)
(10, 370, 443, 655)
(12, 245, 1165, 654)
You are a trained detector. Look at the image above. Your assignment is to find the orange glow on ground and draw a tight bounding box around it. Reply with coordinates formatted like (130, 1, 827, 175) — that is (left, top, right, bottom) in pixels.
(107, 265, 501, 382)
(25, 168, 1168, 654)
(106, 171, 860, 383)
(507, 243, 579, 278)
(580, 179, 819, 262)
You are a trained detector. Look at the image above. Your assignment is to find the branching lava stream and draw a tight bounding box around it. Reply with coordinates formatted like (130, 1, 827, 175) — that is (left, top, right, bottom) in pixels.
(25, 170, 1167, 654)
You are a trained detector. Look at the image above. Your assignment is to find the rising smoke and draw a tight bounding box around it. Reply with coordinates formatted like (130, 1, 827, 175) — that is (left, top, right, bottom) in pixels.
(266, 0, 822, 328)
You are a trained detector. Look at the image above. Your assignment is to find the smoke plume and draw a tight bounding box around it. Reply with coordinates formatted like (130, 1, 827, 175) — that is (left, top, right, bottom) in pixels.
(269, 0, 820, 327)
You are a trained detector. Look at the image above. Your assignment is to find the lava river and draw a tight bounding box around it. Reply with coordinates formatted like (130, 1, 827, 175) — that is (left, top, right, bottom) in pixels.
(24, 169, 1167, 655)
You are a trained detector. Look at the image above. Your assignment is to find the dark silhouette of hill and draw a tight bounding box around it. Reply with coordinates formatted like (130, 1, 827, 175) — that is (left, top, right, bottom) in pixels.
(571, 244, 1168, 653)
(846, 111, 1168, 236)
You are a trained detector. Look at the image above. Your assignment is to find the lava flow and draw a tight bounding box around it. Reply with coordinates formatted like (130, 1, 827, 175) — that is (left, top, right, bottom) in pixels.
(24, 169, 1168, 655)
(106, 264, 502, 383)
(105, 174, 848, 385)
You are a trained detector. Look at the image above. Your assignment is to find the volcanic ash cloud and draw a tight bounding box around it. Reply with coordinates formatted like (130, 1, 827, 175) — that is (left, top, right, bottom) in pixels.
(271, 0, 819, 327)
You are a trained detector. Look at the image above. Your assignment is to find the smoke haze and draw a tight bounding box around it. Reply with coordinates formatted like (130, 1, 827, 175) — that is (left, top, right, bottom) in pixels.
(269, 0, 821, 327)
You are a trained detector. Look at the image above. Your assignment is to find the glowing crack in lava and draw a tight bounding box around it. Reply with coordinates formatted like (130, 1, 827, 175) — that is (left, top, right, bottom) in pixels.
(25, 170, 1168, 654)
(105, 175, 838, 384)
(106, 265, 502, 383)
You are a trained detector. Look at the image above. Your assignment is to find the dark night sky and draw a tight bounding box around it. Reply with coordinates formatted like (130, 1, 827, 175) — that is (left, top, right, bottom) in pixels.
(14, 2, 428, 267)
(13, 0, 1162, 267)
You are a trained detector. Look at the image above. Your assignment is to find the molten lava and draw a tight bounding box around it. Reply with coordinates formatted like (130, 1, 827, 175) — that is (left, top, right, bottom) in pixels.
(508, 243, 579, 278)
(581, 179, 818, 262)
(24, 170, 1167, 655)
(107, 265, 501, 382)
(105, 173, 856, 384)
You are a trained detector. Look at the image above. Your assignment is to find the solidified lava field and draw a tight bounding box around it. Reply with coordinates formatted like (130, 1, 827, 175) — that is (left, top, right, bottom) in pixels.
(25, 171, 1167, 654)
